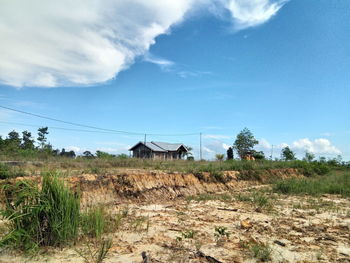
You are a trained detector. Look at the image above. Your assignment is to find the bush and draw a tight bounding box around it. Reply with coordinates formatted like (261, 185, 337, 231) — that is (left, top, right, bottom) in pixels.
(0, 172, 80, 252)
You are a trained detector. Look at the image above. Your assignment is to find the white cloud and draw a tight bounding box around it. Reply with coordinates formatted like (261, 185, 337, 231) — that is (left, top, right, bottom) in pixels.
(222, 0, 288, 30)
(292, 138, 341, 155)
(0, 0, 286, 88)
(66, 146, 82, 153)
(143, 53, 174, 69)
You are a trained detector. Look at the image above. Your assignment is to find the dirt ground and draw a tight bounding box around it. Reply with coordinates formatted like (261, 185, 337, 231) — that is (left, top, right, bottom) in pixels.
(0, 170, 349, 263)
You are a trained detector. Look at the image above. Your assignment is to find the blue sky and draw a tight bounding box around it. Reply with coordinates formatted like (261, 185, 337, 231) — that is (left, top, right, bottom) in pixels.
(0, 0, 349, 160)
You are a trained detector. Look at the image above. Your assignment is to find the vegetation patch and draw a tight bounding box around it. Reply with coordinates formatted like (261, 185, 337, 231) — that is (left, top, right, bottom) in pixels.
(0, 172, 80, 252)
(273, 172, 350, 197)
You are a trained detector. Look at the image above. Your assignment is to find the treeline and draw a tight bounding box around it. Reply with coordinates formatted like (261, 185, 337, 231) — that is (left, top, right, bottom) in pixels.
(224, 128, 349, 168)
(0, 127, 129, 159)
(0, 127, 78, 158)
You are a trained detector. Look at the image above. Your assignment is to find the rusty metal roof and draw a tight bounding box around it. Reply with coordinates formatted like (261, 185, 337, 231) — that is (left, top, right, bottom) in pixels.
(129, 141, 188, 152)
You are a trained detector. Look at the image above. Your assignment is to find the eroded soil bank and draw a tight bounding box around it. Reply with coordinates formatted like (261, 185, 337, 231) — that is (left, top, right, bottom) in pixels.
(1, 169, 349, 263)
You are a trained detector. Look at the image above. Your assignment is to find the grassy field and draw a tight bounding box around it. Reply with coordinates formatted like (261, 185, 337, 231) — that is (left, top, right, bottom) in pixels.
(272, 171, 350, 197)
(0, 157, 344, 180)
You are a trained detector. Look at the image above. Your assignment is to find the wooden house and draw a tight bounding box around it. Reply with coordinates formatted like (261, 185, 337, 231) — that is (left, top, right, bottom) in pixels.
(129, 141, 188, 160)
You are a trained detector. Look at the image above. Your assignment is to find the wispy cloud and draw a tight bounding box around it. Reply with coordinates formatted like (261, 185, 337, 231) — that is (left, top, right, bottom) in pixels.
(203, 134, 232, 139)
(222, 0, 288, 30)
(143, 53, 175, 69)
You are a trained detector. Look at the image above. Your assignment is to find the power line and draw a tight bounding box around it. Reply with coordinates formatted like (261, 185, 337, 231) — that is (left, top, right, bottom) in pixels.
(0, 105, 199, 137)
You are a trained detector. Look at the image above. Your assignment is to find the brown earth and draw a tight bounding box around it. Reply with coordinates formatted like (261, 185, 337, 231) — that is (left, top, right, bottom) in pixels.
(0, 169, 349, 263)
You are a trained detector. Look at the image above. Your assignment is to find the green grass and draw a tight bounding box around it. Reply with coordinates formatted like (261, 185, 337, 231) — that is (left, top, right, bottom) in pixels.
(80, 207, 106, 239)
(0, 163, 26, 179)
(235, 191, 274, 210)
(186, 193, 232, 202)
(250, 243, 272, 262)
(0, 172, 80, 252)
(273, 172, 350, 197)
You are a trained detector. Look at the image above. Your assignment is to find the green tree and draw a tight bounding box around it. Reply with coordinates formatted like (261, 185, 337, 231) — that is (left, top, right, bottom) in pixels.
(215, 154, 224, 161)
(233, 128, 259, 159)
(83, 151, 94, 158)
(281, 146, 296, 161)
(21, 130, 35, 150)
(226, 147, 234, 160)
(303, 152, 315, 162)
(37, 127, 49, 149)
(252, 150, 265, 160)
(5, 130, 21, 151)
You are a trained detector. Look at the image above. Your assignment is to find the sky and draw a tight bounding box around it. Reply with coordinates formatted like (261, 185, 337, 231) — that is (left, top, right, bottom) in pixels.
(0, 0, 349, 160)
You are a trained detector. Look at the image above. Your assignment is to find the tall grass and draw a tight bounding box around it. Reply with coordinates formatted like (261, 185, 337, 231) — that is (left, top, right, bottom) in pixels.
(0, 172, 80, 252)
(273, 172, 350, 197)
(80, 207, 106, 239)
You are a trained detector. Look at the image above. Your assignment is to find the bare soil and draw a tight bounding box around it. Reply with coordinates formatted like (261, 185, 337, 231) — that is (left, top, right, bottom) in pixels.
(0, 169, 349, 263)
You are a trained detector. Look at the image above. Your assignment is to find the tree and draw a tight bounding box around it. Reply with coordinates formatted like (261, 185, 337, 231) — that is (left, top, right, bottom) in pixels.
(252, 150, 265, 160)
(83, 151, 94, 158)
(233, 128, 259, 159)
(226, 147, 234, 160)
(21, 130, 35, 150)
(6, 130, 21, 151)
(37, 127, 49, 149)
(215, 154, 224, 161)
(303, 152, 315, 162)
(281, 146, 296, 161)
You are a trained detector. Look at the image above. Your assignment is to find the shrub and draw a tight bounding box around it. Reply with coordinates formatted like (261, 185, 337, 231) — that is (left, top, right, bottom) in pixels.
(0, 172, 80, 252)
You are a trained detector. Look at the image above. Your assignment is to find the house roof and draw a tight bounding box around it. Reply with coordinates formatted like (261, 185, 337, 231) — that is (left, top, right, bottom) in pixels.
(129, 141, 188, 152)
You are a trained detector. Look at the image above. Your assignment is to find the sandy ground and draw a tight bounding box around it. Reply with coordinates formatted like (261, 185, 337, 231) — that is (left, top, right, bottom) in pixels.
(0, 184, 349, 263)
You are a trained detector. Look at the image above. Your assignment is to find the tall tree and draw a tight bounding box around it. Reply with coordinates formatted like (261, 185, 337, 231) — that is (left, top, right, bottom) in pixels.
(21, 130, 35, 150)
(226, 147, 234, 160)
(6, 130, 21, 151)
(303, 152, 315, 162)
(37, 127, 49, 149)
(233, 128, 259, 159)
(281, 146, 296, 161)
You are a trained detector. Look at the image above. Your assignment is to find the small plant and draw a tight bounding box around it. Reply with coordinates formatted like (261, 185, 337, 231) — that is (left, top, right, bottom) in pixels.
(181, 229, 197, 239)
(214, 226, 230, 242)
(80, 207, 106, 239)
(249, 242, 272, 262)
(76, 238, 113, 263)
(131, 216, 149, 232)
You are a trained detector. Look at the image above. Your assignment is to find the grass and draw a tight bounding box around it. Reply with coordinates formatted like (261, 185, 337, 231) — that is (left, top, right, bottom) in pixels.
(0, 172, 80, 252)
(235, 191, 274, 211)
(0, 163, 26, 179)
(186, 193, 232, 202)
(0, 158, 340, 178)
(249, 243, 272, 262)
(76, 238, 113, 263)
(272, 172, 350, 197)
(80, 207, 106, 239)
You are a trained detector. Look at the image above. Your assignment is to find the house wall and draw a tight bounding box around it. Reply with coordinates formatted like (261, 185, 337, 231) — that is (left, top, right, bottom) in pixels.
(132, 145, 152, 158)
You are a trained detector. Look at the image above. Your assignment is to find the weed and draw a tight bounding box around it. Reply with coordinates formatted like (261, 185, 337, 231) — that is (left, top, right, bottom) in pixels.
(80, 207, 106, 239)
(131, 216, 149, 232)
(0, 172, 80, 252)
(177, 229, 196, 241)
(249, 243, 272, 262)
(186, 193, 232, 202)
(214, 226, 230, 242)
(76, 238, 113, 263)
(273, 172, 350, 197)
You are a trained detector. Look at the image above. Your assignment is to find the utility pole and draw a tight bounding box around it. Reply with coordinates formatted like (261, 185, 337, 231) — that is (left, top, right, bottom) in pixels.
(143, 133, 147, 159)
(199, 132, 202, 160)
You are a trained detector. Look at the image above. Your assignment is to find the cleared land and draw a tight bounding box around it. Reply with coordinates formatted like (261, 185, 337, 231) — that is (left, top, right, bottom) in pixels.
(0, 162, 349, 263)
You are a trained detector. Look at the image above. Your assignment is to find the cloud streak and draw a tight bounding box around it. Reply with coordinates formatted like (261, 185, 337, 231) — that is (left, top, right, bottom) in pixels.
(0, 0, 287, 88)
